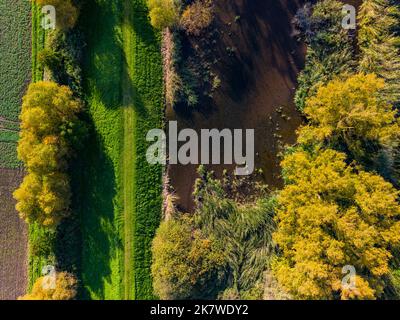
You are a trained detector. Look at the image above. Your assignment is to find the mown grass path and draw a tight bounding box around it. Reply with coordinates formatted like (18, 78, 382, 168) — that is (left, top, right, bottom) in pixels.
(122, 0, 136, 298)
(79, 0, 163, 299)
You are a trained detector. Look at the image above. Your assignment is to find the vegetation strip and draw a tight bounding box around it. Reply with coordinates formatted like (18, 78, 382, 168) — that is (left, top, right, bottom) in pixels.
(27, 1, 47, 290)
(79, 0, 162, 299)
(122, 0, 136, 298)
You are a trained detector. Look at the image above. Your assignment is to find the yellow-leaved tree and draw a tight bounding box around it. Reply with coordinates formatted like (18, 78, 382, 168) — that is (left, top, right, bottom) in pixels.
(273, 147, 400, 299)
(147, 0, 180, 29)
(298, 73, 400, 158)
(14, 81, 82, 227)
(35, 0, 79, 30)
(19, 272, 77, 300)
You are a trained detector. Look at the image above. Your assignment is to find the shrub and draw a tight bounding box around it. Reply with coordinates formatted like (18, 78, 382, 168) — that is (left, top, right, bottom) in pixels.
(147, 0, 180, 30)
(43, 29, 85, 96)
(19, 272, 77, 300)
(38, 48, 61, 71)
(29, 228, 56, 258)
(180, 0, 213, 36)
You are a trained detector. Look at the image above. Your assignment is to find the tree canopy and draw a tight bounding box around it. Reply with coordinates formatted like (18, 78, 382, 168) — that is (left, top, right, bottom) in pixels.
(147, 0, 180, 30)
(35, 0, 79, 30)
(298, 73, 400, 159)
(14, 81, 83, 227)
(19, 272, 77, 300)
(358, 0, 400, 106)
(151, 214, 225, 299)
(274, 147, 400, 299)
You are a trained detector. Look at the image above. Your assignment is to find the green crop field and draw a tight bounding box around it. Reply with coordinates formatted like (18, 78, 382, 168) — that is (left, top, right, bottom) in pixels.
(0, 0, 31, 168)
(76, 0, 163, 299)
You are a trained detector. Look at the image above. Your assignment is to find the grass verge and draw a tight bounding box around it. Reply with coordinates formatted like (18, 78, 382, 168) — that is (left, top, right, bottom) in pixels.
(77, 0, 163, 299)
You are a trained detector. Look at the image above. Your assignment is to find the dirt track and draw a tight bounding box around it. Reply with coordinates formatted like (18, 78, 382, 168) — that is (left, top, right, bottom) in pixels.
(167, 0, 306, 211)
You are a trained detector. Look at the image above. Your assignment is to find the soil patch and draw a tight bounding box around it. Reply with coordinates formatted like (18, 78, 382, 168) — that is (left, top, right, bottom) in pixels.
(0, 168, 27, 300)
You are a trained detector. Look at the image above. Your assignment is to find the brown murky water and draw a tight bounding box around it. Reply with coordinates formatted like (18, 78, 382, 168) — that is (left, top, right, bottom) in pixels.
(167, 0, 309, 211)
(166, 0, 308, 211)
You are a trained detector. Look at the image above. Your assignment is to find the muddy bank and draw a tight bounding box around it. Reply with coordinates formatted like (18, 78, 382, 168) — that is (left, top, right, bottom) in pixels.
(167, 0, 307, 211)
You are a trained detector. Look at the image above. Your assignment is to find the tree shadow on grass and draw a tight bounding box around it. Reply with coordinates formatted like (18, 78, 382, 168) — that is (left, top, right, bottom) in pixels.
(68, 116, 123, 300)
(73, 0, 126, 299)
(73, 0, 164, 299)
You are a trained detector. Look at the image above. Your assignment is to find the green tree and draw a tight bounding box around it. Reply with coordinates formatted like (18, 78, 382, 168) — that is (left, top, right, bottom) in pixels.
(151, 214, 225, 299)
(193, 167, 276, 299)
(293, 0, 355, 110)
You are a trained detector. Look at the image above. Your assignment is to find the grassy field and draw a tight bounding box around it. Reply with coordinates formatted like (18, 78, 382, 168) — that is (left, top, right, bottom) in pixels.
(77, 0, 163, 299)
(0, 0, 31, 168)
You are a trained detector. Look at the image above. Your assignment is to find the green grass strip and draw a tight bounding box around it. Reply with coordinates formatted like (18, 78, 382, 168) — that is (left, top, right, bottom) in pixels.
(79, 0, 163, 299)
(27, 1, 48, 291)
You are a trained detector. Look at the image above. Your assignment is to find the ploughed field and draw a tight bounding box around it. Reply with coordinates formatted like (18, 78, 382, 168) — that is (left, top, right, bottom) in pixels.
(0, 0, 31, 298)
(0, 168, 27, 300)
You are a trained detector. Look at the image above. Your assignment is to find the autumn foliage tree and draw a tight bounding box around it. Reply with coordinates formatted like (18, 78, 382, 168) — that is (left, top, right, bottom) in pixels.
(358, 0, 400, 105)
(298, 73, 400, 160)
(147, 0, 180, 30)
(273, 148, 400, 299)
(35, 0, 79, 30)
(14, 81, 83, 227)
(180, 0, 213, 36)
(19, 272, 77, 300)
